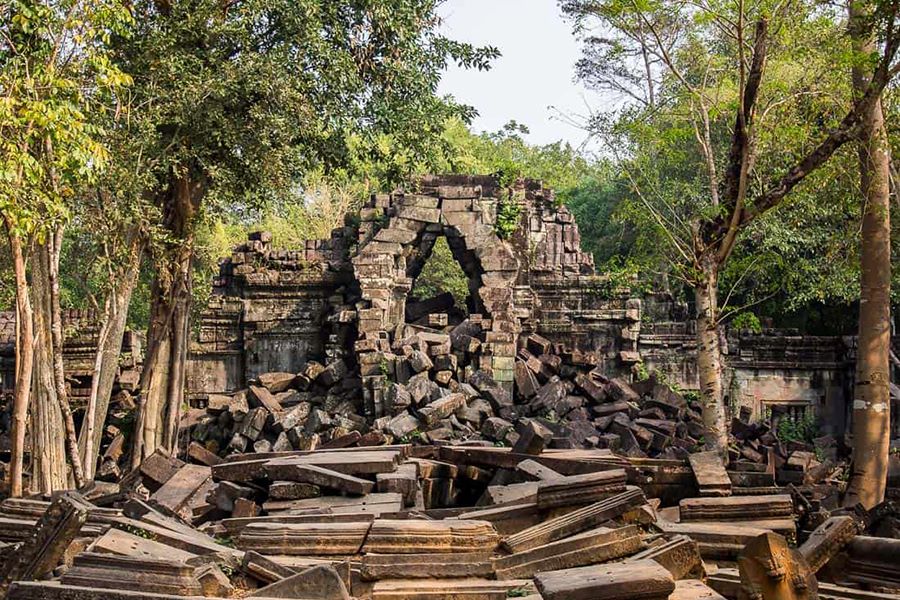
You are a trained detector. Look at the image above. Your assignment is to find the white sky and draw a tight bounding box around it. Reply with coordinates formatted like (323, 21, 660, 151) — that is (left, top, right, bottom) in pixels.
(437, 0, 602, 149)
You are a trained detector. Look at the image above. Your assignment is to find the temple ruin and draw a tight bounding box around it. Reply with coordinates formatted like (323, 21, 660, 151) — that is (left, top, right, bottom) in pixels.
(0, 175, 897, 600)
(185, 174, 897, 440)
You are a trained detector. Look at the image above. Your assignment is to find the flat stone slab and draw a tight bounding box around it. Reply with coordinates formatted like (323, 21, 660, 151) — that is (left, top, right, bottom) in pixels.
(535, 469, 627, 509)
(688, 451, 732, 497)
(262, 460, 374, 495)
(249, 564, 351, 599)
(669, 580, 727, 600)
(361, 552, 493, 581)
(362, 519, 499, 554)
(59, 552, 202, 596)
(679, 494, 793, 522)
(502, 487, 645, 553)
(88, 528, 197, 563)
(656, 520, 772, 560)
(493, 525, 641, 580)
(535, 559, 676, 600)
(371, 578, 530, 600)
(237, 521, 371, 555)
(626, 534, 705, 579)
(149, 464, 211, 517)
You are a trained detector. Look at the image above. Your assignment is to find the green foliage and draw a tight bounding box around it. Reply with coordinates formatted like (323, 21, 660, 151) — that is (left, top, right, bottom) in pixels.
(634, 362, 650, 382)
(122, 524, 156, 540)
(0, 0, 133, 239)
(494, 195, 523, 240)
(777, 412, 819, 445)
(566, 170, 636, 265)
(410, 236, 470, 309)
(213, 535, 235, 549)
(437, 119, 596, 194)
(378, 357, 393, 383)
(729, 312, 763, 333)
(559, 0, 899, 332)
(113, 0, 499, 214)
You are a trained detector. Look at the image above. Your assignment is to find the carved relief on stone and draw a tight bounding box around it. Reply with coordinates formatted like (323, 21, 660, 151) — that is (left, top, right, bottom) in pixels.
(737, 532, 818, 600)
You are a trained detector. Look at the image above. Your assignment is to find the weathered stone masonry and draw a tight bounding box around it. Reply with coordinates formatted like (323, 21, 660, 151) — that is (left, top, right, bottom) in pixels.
(187, 175, 630, 399)
(185, 174, 896, 437)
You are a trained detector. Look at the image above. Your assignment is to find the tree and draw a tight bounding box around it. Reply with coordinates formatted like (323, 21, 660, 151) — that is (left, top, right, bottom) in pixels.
(0, 0, 131, 493)
(562, 0, 900, 453)
(118, 0, 499, 465)
(67, 176, 156, 480)
(845, 0, 892, 509)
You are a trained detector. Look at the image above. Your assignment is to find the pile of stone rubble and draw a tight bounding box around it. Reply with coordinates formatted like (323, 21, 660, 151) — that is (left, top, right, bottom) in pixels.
(186, 308, 707, 459)
(181, 310, 851, 501)
(0, 441, 898, 599)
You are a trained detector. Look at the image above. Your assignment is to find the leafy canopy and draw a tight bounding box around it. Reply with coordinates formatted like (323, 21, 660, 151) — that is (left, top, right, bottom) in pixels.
(0, 0, 132, 238)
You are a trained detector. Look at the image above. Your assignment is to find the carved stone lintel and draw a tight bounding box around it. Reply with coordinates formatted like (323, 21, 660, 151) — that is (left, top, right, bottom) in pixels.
(738, 532, 817, 600)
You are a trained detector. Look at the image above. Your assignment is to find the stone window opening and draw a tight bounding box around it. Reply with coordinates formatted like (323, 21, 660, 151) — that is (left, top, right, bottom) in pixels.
(408, 234, 481, 324)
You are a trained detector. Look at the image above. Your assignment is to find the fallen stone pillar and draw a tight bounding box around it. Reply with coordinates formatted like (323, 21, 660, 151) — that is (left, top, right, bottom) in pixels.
(798, 516, 858, 573)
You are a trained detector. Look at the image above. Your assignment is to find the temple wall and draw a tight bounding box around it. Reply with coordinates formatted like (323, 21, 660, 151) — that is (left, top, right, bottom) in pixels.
(186, 231, 353, 397)
(183, 175, 878, 436)
(0, 176, 890, 439)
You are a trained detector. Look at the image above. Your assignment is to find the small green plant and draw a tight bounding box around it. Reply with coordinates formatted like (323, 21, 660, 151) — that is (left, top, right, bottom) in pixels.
(730, 311, 762, 333)
(634, 361, 650, 382)
(379, 357, 392, 382)
(495, 197, 522, 239)
(400, 429, 425, 444)
(122, 524, 156, 541)
(540, 409, 560, 423)
(507, 588, 530, 598)
(219, 564, 236, 578)
(682, 390, 700, 404)
(777, 411, 818, 444)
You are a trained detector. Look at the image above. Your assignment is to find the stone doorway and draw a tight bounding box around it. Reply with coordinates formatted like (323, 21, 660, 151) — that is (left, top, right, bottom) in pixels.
(351, 181, 521, 418)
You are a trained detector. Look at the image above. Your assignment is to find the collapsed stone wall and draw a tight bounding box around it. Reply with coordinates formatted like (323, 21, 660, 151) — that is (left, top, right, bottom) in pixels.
(188, 229, 355, 395)
(186, 174, 895, 439)
(188, 175, 637, 399)
(0, 309, 142, 401)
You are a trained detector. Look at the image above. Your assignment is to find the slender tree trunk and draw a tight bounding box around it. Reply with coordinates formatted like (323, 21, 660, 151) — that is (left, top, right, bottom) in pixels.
(163, 283, 191, 452)
(81, 296, 112, 481)
(135, 247, 193, 463)
(695, 255, 728, 453)
(845, 0, 892, 509)
(44, 227, 85, 488)
(4, 223, 33, 497)
(31, 242, 68, 493)
(79, 233, 142, 479)
(130, 173, 204, 467)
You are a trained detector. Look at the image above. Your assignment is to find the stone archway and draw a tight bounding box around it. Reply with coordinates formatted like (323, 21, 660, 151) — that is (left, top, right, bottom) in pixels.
(352, 181, 521, 418)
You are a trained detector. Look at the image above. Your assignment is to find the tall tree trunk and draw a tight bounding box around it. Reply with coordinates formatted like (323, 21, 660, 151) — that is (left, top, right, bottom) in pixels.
(44, 227, 85, 488)
(845, 0, 892, 509)
(130, 173, 204, 467)
(695, 255, 728, 453)
(31, 242, 68, 493)
(3, 222, 33, 497)
(78, 234, 142, 479)
(163, 282, 191, 452)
